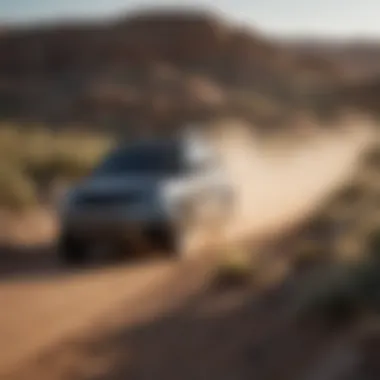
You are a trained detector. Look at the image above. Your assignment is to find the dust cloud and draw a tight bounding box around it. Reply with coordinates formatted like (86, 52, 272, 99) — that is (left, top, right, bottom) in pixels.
(204, 119, 372, 251)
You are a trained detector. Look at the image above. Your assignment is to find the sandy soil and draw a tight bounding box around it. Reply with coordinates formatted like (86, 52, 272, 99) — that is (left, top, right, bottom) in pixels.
(0, 122, 374, 380)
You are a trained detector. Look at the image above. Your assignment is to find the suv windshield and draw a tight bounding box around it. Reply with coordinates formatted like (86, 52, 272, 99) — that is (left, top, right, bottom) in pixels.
(93, 139, 185, 176)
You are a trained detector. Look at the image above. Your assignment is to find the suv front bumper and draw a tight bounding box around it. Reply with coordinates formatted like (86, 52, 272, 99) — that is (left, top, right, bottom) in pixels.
(60, 209, 176, 248)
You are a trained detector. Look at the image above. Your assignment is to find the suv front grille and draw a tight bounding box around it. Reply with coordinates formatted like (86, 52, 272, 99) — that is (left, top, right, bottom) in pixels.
(75, 193, 140, 207)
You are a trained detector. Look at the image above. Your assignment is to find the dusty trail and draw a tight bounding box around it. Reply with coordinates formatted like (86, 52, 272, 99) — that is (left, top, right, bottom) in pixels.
(211, 122, 370, 243)
(0, 122, 374, 378)
(0, 262, 175, 375)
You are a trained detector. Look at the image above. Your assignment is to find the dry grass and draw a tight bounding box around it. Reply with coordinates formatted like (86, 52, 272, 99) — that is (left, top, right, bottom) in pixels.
(295, 255, 380, 330)
(0, 125, 114, 210)
(212, 247, 256, 288)
(292, 134, 380, 328)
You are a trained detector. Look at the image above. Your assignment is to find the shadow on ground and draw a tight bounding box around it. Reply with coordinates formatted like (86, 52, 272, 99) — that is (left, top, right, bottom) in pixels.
(0, 243, 61, 279)
(0, 242, 168, 282)
(10, 262, 339, 380)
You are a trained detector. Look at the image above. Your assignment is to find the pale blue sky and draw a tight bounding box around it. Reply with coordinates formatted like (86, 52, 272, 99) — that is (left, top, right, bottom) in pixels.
(1, 0, 380, 37)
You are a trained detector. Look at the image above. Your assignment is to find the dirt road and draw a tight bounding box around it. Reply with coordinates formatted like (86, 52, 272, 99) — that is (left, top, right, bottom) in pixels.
(211, 121, 371, 243)
(0, 262, 167, 374)
(0, 123, 374, 379)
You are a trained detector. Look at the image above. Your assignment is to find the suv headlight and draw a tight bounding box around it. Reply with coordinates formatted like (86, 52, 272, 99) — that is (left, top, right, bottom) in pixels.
(158, 182, 193, 218)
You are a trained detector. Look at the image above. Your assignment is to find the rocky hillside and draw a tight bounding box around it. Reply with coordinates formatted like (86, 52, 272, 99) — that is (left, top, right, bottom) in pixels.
(332, 78, 380, 116)
(285, 39, 380, 81)
(0, 10, 340, 135)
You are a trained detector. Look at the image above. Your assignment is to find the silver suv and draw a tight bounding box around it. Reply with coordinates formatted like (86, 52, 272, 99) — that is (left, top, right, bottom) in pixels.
(58, 130, 233, 265)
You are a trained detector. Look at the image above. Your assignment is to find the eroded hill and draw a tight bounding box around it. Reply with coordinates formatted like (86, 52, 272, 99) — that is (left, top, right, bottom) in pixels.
(0, 10, 340, 133)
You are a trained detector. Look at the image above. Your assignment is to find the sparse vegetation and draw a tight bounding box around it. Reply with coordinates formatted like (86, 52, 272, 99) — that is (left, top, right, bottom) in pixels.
(368, 228, 380, 259)
(213, 248, 255, 288)
(292, 239, 330, 271)
(0, 163, 38, 211)
(0, 125, 113, 210)
(293, 137, 380, 329)
(296, 256, 380, 329)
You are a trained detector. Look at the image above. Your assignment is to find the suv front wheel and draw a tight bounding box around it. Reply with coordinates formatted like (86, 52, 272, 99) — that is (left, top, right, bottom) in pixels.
(57, 232, 89, 266)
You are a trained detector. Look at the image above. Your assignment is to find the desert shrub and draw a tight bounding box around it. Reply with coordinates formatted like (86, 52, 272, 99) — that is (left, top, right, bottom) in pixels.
(361, 143, 380, 168)
(292, 240, 331, 271)
(213, 248, 254, 288)
(0, 124, 113, 208)
(0, 164, 38, 210)
(26, 151, 100, 184)
(368, 228, 380, 259)
(296, 258, 380, 328)
(291, 128, 380, 326)
(335, 181, 368, 206)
